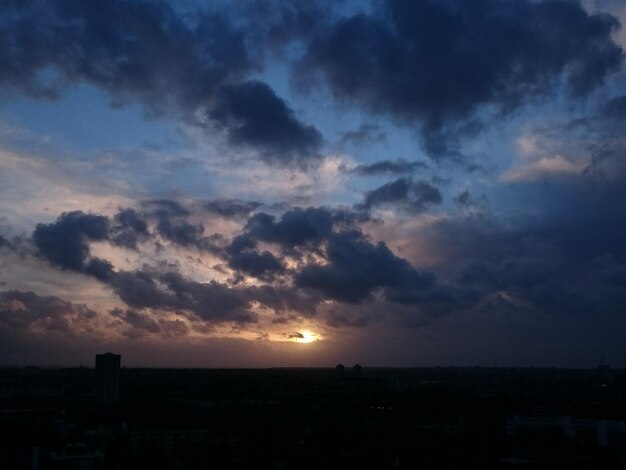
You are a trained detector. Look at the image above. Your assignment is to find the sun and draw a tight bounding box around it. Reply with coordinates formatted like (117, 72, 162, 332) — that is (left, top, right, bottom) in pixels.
(291, 330, 319, 343)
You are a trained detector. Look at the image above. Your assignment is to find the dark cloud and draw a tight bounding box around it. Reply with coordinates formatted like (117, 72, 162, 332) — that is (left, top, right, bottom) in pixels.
(0, 290, 96, 332)
(601, 95, 626, 120)
(295, 230, 435, 303)
(352, 159, 427, 176)
(223, 206, 468, 315)
(0, 235, 11, 250)
(298, 0, 623, 155)
(338, 123, 386, 148)
(454, 190, 472, 209)
(249, 285, 320, 318)
(226, 241, 285, 281)
(22, 203, 514, 332)
(204, 198, 261, 218)
(83, 258, 115, 281)
(242, 208, 335, 249)
(0, 0, 322, 164)
(107, 269, 314, 326)
(361, 178, 442, 213)
(110, 307, 160, 334)
(160, 319, 189, 337)
(156, 219, 205, 248)
(106, 270, 172, 311)
(109, 270, 256, 324)
(419, 168, 626, 322)
(460, 237, 566, 294)
(208, 80, 322, 164)
(243, 0, 335, 47)
(112, 208, 149, 249)
(129, 200, 224, 252)
(453, 190, 490, 215)
(287, 331, 304, 339)
(28, 208, 267, 324)
(325, 310, 371, 328)
(32, 203, 225, 270)
(28, 204, 463, 324)
(33, 211, 113, 280)
(115, 208, 148, 234)
(0, 0, 251, 103)
(456, 238, 608, 322)
(227, 206, 367, 281)
(224, 208, 340, 280)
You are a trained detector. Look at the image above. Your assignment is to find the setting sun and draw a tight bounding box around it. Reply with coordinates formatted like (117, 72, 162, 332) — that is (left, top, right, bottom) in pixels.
(291, 330, 319, 344)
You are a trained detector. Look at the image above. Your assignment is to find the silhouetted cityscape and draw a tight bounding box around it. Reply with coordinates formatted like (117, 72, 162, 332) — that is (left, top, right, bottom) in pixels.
(2, 354, 626, 468)
(3, 0, 626, 467)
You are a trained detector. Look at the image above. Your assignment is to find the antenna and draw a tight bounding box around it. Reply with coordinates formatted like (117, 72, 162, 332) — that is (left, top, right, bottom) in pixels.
(599, 351, 605, 367)
(597, 351, 609, 371)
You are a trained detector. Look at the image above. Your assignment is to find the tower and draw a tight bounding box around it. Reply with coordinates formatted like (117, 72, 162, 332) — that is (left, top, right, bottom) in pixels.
(95, 353, 120, 404)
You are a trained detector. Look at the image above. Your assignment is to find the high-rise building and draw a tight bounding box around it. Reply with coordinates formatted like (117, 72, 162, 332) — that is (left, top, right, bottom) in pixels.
(95, 353, 120, 404)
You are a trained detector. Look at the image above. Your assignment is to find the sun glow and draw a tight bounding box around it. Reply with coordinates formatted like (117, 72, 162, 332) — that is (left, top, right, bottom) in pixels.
(291, 330, 319, 343)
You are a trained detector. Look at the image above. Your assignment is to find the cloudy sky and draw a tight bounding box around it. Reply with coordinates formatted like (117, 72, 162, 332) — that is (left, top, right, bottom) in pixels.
(2, 0, 626, 367)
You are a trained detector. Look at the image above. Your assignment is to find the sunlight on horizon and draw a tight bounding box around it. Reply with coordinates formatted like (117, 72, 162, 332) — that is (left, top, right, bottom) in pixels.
(291, 330, 320, 344)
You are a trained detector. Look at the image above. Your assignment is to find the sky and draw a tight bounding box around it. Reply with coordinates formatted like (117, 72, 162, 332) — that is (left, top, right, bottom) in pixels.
(1, 0, 626, 368)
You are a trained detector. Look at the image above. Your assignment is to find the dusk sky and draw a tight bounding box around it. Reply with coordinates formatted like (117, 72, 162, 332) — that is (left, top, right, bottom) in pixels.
(2, 0, 626, 368)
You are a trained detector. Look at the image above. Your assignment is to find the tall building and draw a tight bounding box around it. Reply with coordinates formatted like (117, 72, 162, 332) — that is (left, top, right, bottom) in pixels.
(95, 353, 120, 404)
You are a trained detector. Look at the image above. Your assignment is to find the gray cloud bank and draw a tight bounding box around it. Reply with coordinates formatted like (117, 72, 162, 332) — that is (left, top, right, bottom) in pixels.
(1, 0, 621, 161)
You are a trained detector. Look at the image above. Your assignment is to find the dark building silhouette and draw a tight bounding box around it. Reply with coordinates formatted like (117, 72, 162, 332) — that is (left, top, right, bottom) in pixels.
(3, 367, 626, 468)
(95, 353, 120, 404)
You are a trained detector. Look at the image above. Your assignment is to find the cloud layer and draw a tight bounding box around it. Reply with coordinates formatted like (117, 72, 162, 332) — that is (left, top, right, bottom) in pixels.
(298, 0, 622, 154)
(1, 0, 626, 367)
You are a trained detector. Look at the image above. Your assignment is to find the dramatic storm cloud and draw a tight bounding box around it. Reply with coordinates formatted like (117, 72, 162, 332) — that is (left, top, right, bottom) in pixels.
(361, 178, 442, 213)
(208, 81, 323, 164)
(352, 159, 428, 176)
(33, 211, 113, 280)
(0, 290, 97, 333)
(298, 0, 622, 154)
(0, 0, 322, 164)
(1, 0, 626, 367)
(295, 230, 435, 303)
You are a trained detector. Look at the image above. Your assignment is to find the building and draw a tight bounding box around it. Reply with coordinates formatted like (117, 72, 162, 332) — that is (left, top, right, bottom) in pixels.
(506, 415, 626, 448)
(95, 353, 120, 404)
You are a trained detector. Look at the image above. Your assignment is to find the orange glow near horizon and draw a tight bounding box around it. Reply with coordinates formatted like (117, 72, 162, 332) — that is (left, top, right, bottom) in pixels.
(291, 330, 319, 344)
